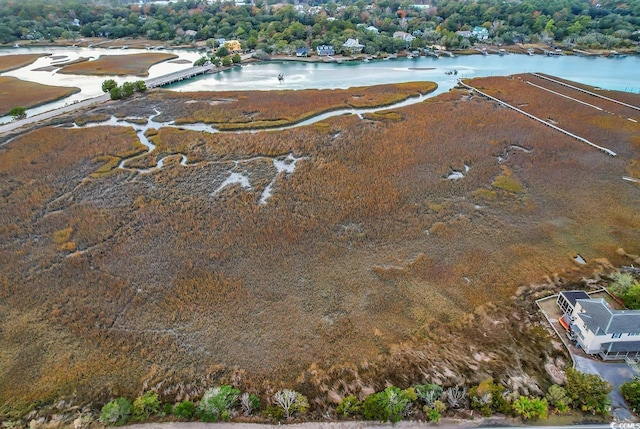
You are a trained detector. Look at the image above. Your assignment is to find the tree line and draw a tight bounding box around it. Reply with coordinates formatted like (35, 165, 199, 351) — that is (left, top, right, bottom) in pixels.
(89, 367, 633, 427)
(0, 0, 639, 54)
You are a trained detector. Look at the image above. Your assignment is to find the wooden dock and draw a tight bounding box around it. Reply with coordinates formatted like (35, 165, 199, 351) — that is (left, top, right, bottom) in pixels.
(458, 79, 617, 157)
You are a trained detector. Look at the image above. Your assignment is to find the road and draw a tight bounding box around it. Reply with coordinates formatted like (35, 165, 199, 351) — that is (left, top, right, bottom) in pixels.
(0, 93, 111, 138)
(0, 53, 253, 138)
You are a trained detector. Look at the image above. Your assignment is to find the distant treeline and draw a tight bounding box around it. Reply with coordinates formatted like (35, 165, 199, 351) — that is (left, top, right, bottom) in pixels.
(0, 0, 639, 53)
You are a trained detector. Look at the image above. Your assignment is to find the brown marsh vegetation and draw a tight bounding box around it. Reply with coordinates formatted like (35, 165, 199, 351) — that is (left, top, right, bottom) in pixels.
(0, 77, 638, 419)
(0, 53, 48, 72)
(58, 53, 178, 76)
(0, 76, 80, 115)
(143, 81, 436, 130)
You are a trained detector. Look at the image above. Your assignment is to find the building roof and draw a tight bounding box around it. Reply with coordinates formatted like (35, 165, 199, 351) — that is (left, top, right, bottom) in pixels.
(576, 298, 640, 335)
(560, 290, 591, 308)
(601, 340, 640, 353)
(343, 38, 364, 48)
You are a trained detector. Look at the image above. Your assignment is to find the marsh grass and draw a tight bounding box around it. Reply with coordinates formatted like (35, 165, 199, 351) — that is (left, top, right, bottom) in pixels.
(58, 53, 178, 76)
(0, 53, 48, 72)
(0, 79, 638, 417)
(0, 76, 80, 115)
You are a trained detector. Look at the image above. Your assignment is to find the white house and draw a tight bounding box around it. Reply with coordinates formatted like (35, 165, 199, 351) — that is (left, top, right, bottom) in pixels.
(393, 31, 415, 43)
(472, 26, 489, 40)
(565, 296, 640, 360)
(343, 38, 364, 54)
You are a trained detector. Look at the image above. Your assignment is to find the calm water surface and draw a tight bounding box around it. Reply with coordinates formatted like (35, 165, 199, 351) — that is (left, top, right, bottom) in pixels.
(1, 46, 639, 123)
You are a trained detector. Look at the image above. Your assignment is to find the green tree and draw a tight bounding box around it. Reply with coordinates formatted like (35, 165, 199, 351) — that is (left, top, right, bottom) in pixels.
(121, 81, 135, 98)
(232, 53, 242, 63)
(512, 396, 548, 420)
(620, 379, 640, 412)
(8, 106, 26, 120)
(134, 80, 147, 92)
(565, 368, 612, 415)
(216, 45, 229, 57)
(101, 79, 118, 93)
(173, 401, 195, 419)
(336, 395, 361, 417)
(362, 386, 411, 423)
(109, 86, 123, 100)
(222, 56, 233, 67)
(197, 385, 240, 422)
(132, 391, 161, 421)
(193, 56, 209, 66)
(99, 397, 132, 426)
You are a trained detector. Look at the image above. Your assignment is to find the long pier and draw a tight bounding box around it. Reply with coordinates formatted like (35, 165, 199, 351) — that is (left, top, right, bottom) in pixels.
(531, 73, 640, 112)
(145, 64, 216, 88)
(458, 80, 617, 156)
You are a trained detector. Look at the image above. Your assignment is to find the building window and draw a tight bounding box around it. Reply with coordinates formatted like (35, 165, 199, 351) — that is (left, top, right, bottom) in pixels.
(612, 333, 622, 339)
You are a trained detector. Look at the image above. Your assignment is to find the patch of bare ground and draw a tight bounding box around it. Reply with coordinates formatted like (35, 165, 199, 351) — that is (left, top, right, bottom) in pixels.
(0, 79, 639, 420)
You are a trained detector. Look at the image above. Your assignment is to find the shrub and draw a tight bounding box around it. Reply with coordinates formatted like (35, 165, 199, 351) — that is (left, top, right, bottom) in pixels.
(240, 393, 261, 416)
(362, 386, 412, 423)
(469, 379, 510, 416)
(336, 395, 361, 417)
(132, 391, 161, 421)
(512, 396, 548, 420)
(415, 383, 443, 407)
(99, 397, 132, 426)
(620, 379, 640, 412)
(609, 273, 640, 309)
(565, 368, 612, 415)
(173, 401, 195, 419)
(445, 385, 467, 408)
(546, 384, 571, 413)
(197, 385, 240, 422)
(8, 106, 26, 120)
(273, 389, 308, 419)
(425, 399, 446, 422)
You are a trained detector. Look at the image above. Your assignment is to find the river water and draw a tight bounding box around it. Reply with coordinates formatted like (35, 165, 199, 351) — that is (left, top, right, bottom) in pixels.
(1, 46, 639, 123)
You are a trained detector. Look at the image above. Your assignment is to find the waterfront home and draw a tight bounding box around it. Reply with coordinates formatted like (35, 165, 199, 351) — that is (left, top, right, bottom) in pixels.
(472, 26, 489, 40)
(393, 31, 416, 43)
(343, 38, 364, 55)
(456, 30, 473, 38)
(296, 47, 310, 57)
(316, 44, 335, 56)
(224, 40, 242, 53)
(557, 292, 640, 360)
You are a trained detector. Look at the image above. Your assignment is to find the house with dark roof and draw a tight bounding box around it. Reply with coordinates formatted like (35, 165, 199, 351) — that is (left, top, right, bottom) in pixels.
(296, 47, 310, 57)
(568, 297, 640, 360)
